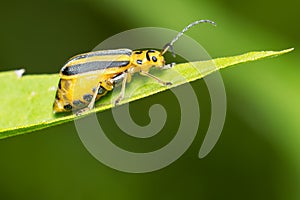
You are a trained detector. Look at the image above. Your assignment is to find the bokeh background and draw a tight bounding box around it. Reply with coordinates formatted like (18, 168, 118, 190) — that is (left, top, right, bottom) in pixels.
(0, 0, 299, 199)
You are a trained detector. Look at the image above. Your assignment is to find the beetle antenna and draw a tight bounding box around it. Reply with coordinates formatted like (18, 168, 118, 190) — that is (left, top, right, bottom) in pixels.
(161, 19, 216, 56)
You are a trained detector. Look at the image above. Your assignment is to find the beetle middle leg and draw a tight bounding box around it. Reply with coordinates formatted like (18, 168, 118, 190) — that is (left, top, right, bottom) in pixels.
(139, 71, 172, 86)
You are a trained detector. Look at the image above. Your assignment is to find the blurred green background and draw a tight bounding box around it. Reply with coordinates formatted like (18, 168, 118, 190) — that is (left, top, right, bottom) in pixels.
(0, 0, 299, 199)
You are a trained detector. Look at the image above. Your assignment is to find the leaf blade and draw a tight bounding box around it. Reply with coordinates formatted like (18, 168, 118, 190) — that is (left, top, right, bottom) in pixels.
(0, 48, 293, 139)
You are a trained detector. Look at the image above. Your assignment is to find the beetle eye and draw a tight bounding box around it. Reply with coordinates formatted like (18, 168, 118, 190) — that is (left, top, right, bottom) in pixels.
(152, 56, 157, 62)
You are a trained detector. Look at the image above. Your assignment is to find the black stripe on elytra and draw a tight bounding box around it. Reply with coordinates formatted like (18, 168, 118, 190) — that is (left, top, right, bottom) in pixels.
(134, 51, 143, 54)
(69, 49, 132, 62)
(62, 61, 130, 75)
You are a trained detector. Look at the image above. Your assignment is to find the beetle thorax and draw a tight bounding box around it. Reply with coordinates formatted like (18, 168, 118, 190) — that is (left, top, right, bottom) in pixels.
(131, 50, 165, 72)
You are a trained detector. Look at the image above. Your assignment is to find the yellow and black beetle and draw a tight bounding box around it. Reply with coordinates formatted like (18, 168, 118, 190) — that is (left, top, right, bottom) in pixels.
(53, 20, 216, 114)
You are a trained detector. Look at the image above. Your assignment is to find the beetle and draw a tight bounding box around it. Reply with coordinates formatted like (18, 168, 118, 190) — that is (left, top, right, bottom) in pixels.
(53, 19, 216, 114)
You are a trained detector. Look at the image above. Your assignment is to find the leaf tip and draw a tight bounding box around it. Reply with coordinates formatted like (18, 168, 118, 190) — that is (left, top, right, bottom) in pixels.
(282, 47, 294, 54)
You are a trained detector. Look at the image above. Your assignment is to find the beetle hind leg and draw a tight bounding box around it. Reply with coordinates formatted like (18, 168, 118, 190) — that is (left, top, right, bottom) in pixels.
(114, 72, 128, 106)
(75, 83, 101, 116)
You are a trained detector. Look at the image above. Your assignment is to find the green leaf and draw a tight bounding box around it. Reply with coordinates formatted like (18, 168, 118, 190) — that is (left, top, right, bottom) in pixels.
(0, 48, 293, 139)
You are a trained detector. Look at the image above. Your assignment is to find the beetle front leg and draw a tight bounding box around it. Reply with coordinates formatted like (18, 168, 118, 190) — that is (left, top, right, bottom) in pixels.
(139, 71, 172, 86)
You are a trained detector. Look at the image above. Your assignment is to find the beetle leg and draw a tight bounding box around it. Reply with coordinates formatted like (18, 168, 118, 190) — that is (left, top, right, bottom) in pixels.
(88, 83, 101, 110)
(140, 71, 172, 86)
(76, 83, 101, 116)
(114, 72, 128, 105)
